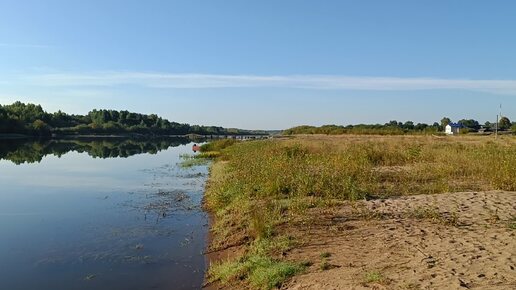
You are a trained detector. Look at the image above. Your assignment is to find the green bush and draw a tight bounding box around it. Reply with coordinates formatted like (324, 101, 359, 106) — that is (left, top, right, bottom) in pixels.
(200, 139, 239, 152)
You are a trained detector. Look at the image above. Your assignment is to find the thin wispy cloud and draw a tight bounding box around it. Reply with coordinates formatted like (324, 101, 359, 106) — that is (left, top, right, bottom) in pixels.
(13, 71, 516, 95)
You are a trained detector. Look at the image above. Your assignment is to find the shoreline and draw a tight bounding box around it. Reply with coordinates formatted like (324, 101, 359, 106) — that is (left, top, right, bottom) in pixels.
(202, 166, 240, 290)
(0, 133, 270, 140)
(202, 212, 241, 290)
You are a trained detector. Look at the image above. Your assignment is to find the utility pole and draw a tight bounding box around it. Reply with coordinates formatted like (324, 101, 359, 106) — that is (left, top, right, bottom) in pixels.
(495, 103, 502, 139)
(495, 114, 498, 138)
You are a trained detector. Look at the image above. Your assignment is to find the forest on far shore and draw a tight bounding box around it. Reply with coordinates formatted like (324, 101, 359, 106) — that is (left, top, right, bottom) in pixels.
(0, 101, 265, 137)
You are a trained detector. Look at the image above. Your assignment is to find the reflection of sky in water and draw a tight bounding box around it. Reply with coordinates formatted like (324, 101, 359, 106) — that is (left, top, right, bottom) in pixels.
(0, 142, 209, 290)
(0, 150, 175, 190)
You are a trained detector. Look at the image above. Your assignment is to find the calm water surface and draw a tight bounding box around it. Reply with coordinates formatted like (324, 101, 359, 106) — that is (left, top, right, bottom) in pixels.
(0, 139, 209, 290)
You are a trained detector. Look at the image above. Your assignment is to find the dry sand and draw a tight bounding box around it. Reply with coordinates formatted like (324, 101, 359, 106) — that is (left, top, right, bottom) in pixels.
(284, 191, 515, 290)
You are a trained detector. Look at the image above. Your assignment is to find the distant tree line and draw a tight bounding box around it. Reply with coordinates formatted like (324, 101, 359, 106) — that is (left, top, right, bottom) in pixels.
(284, 116, 515, 136)
(0, 101, 263, 137)
(440, 116, 515, 133)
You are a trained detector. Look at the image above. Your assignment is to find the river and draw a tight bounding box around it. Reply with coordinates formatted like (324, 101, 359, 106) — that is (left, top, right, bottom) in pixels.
(0, 138, 209, 290)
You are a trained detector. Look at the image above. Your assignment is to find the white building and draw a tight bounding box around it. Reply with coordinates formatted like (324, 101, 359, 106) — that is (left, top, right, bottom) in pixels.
(445, 123, 462, 135)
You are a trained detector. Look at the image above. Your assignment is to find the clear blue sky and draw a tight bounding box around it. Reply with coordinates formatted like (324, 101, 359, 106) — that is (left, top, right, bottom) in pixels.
(1, 0, 515, 129)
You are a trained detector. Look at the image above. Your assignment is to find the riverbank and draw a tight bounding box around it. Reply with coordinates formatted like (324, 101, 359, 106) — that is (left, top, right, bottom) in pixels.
(202, 135, 516, 289)
(0, 133, 271, 140)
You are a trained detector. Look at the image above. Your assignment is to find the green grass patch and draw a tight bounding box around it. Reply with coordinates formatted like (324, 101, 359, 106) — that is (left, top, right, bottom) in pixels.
(320, 260, 332, 271)
(364, 271, 384, 284)
(200, 139, 239, 152)
(208, 236, 304, 290)
(196, 151, 221, 159)
(248, 256, 303, 290)
(508, 217, 516, 230)
(319, 252, 331, 259)
(210, 255, 302, 290)
(178, 154, 209, 168)
(408, 206, 460, 226)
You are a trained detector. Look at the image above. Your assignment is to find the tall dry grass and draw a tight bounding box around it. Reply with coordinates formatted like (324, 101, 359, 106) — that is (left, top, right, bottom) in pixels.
(208, 136, 515, 207)
(204, 135, 516, 289)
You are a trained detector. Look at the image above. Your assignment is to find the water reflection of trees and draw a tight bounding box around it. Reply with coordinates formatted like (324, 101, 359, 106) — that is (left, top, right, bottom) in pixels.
(0, 138, 192, 165)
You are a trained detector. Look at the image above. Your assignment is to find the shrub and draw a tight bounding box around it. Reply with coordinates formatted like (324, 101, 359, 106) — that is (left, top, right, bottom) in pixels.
(364, 271, 384, 284)
(200, 139, 239, 152)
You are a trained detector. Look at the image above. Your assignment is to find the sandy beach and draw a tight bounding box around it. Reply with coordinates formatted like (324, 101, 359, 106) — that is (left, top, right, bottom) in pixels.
(285, 191, 516, 290)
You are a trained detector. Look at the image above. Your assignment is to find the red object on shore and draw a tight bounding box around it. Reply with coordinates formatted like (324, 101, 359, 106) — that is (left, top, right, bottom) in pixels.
(192, 144, 201, 152)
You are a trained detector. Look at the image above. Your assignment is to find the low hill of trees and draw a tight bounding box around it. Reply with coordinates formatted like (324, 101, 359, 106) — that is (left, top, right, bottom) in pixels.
(283, 123, 438, 135)
(284, 117, 515, 136)
(0, 101, 264, 137)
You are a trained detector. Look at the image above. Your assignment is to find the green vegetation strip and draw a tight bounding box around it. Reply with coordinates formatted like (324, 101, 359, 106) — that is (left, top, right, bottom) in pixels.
(0, 101, 268, 137)
(208, 237, 303, 290)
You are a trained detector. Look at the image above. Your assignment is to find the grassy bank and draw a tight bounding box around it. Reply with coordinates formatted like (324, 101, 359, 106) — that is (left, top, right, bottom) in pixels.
(202, 135, 516, 289)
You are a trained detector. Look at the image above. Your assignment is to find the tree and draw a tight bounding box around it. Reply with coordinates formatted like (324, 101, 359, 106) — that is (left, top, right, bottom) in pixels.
(4, 101, 49, 123)
(403, 121, 415, 130)
(0, 105, 6, 122)
(386, 120, 399, 127)
(499, 116, 511, 130)
(0, 101, 258, 136)
(50, 110, 74, 128)
(414, 123, 428, 131)
(458, 119, 480, 130)
(0, 106, 8, 132)
(512, 124, 516, 133)
(32, 119, 51, 136)
(441, 117, 451, 127)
